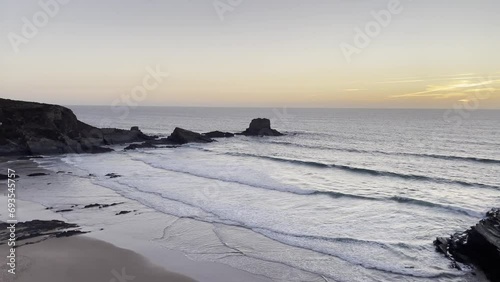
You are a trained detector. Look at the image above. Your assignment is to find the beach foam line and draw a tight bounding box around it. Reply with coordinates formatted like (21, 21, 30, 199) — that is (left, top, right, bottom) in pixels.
(203, 151, 499, 190)
(130, 156, 482, 218)
(87, 177, 464, 279)
(258, 139, 500, 165)
(254, 228, 464, 279)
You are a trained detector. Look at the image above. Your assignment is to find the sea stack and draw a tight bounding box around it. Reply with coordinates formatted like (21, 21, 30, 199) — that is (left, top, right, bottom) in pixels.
(166, 127, 214, 144)
(241, 118, 283, 136)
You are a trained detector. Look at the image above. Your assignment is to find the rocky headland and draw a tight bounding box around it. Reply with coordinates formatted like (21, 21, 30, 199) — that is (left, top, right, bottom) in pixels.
(0, 98, 153, 156)
(0, 98, 284, 155)
(434, 208, 500, 281)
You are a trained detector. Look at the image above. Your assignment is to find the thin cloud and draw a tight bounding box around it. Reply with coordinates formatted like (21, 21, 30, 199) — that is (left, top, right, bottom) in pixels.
(391, 79, 499, 99)
(376, 79, 424, 84)
(377, 73, 500, 85)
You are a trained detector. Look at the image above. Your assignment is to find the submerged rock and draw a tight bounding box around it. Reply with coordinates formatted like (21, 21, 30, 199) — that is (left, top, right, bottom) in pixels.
(105, 173, 122, 179)
(27, 172, 49, 177)
(240, 118, 283, 136)
(124, 141, 157, 150)
(56, 209, 73, 213)
(434, 208, 500, 281)
(101, 127, 152, 145)
(83, 202, 123, 209)
(167, 127, 214, 144)
(17, 155, 43, 160)
(116, 210, 132, 215)
(0, 98, 153, 156)
(203, 131, 235, 138)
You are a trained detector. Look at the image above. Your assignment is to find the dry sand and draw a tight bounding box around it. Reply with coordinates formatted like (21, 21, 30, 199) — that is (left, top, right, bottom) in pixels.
(0, 235, 196, 282)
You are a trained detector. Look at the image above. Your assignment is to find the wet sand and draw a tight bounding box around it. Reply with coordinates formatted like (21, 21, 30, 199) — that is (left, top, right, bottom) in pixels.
(0, 159, 269, 282)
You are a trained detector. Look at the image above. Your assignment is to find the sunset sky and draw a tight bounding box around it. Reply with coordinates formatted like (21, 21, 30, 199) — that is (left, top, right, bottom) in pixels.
(1, 0, 499, 108)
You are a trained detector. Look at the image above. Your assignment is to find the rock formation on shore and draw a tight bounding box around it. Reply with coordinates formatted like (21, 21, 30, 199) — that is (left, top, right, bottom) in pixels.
(0, 98, 153, 156)
(1, 99, 285, 154)
(167, 127, 214, 144)
(240, 118, 283, 136)
(203, 131, 235, 138)
(124, 127, 216, 150)
(434, 208, 500, 281)
(0, 220, 86, 243)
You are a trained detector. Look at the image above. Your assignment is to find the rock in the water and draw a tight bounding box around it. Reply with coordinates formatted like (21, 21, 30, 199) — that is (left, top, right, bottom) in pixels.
(434, 208, 500, 281)
(83, 202, 123, 209)
(203, 131, 235, 138)
(240, 118, 283, 136)
(124, 141, 157, 150)
(27, 172, 49, 177)
(116, 210, 132, 215)
(101, 127, 152, 145)
(83, 145, 114, 154)
(167, 127, 214, 144)
(0, 98, 153, 156)
(17, 155, 43, 160)
(105, 173, 122, 179)
(56, 209, 73, 213)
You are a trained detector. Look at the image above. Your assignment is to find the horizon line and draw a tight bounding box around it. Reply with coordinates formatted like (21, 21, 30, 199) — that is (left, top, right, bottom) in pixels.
(63, 104, 500, 111)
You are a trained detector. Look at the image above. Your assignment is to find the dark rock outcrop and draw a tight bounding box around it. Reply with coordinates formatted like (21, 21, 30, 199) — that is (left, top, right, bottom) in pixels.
(124, 141, 157, 150)
(240, 118, 283, 136)
(101, 127, 152, 145)
(0, 220, 85, 243)
(83, 202, 123, 209)
(0, 98, 154, 156)
(105, 173, 122, 179)
(17, 155, 43, 160)
(203, 131, 235, 138)
(55, 209, 73, 213)
(167, 127, 214, 144)
(116, 210, 132, 215)
(124, 138, 181, 150)
(27, 172, 49, 177)
(434, 208, 500, 281)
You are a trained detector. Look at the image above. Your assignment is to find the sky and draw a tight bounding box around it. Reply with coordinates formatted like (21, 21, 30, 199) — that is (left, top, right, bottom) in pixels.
(1, 0, 499, 108)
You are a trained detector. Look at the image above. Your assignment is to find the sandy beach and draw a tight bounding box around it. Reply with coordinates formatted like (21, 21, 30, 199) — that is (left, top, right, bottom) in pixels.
(2, 0, 500, 280)
(0, 236, 195, 282)
(0, 159, 271, 282)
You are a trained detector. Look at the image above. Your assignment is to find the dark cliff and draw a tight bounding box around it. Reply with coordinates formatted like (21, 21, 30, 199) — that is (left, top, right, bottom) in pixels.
(0, 98, 151, 156)
(434, 208, 500, 281)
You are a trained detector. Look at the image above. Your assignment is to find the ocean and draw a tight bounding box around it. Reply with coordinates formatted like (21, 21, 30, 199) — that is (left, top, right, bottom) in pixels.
(32, 107, 500, 281)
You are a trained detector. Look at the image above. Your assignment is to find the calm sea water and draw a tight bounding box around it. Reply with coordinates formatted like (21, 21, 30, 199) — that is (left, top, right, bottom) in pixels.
(41, 107, 500, 281)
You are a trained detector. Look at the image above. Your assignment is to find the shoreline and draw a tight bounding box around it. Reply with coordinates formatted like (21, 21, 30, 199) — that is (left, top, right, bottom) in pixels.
(1, 156, 491, 281)
(0, 195, 194, 282)
(0, 159, 271, 282)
